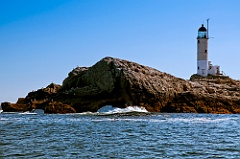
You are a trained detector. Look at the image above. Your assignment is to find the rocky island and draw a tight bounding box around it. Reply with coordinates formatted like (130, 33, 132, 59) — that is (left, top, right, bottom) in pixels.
(1, 57, 240, 114)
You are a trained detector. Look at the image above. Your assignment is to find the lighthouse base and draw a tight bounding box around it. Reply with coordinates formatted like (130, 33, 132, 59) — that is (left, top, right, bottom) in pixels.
(197, 60, 208, 76)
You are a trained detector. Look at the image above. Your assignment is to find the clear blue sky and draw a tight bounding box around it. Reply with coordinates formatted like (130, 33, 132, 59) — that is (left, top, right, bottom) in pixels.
(1, 0, 240, 103)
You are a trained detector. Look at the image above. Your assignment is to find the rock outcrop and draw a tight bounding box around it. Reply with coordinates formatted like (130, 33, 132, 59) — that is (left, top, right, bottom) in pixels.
(58, 57, 193, 112)
(1, 57, 240, 114)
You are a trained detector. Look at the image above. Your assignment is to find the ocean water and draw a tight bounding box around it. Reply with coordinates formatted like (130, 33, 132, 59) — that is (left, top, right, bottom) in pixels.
(0, 106, 240, 159)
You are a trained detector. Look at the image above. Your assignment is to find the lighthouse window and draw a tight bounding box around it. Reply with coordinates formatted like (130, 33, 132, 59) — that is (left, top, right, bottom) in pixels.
(205, 50, 207, 53)
(198, 66, 199, 70)
(198, 40, 200, 43)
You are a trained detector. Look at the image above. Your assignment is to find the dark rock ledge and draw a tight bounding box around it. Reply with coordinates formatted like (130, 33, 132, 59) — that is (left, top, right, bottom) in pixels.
(1, 57, 240, 114)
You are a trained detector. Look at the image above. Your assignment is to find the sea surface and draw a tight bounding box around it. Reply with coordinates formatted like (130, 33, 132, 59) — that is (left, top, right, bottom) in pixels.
(0, 106, 240, 159)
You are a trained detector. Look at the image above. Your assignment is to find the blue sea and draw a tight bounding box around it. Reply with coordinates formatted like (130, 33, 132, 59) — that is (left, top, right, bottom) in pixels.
(0, 106, 240, 159)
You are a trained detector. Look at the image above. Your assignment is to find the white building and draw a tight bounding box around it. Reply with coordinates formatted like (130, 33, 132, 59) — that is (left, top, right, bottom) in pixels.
(197, 24, 220, 76)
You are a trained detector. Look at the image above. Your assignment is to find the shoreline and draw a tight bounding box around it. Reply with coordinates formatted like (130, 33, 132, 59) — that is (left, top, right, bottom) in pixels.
(1, 57, 240, 114)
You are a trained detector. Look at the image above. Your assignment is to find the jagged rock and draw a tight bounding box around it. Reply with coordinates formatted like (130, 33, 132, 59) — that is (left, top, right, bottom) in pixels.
(206, 87, 216, 94)
(227, 87, 238, 91)
(2, 57, 240, 114)
(25, 83, 61, 102)
(16, 98, 25, 104)
(59, 57, 191, 112)
(62, 67, 89, 90)
(44, 101, 76, 114)
(1, 102, 31, 112)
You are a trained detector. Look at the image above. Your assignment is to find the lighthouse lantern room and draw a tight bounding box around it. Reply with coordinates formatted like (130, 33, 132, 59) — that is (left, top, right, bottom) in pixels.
(197, 21, 220, 76)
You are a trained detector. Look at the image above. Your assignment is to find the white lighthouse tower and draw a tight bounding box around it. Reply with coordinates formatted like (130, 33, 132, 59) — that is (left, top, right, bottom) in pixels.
(197, 21, 221, 77)
(197, 24, 208, 76)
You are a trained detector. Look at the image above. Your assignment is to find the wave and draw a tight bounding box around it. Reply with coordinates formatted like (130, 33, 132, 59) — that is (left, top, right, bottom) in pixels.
(96, 105, 149, 116)
(167, 117, 238, 123)
(0, 106, 148, 116)
(1, 109, 44, 115)
(19, 111, 42, 115)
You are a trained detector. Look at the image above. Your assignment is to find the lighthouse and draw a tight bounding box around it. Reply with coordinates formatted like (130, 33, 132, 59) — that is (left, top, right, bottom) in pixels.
(197, 22, 220, 76)
(197, 24, 208, 76)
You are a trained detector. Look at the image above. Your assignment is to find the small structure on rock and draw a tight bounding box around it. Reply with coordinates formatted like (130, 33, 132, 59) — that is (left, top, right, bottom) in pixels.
(197, 19, 220, 77)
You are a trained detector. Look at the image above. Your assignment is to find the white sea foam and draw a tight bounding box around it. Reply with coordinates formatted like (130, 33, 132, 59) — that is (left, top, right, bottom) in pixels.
(97, 105, 148, 114)
(1, 109, 45, 115)
(1, 112, 19, 114)
(167, 117, 236, 123)
(91, 117, 238, 123)
(18, 109, 44, 115)
(78, 111, 96, 115)
(19, 112, 38, 115)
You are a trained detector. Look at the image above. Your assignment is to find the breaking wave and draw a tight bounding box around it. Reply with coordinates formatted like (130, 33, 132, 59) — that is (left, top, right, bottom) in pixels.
(1, 109, 44, 115)
(96, 105, 149, 115)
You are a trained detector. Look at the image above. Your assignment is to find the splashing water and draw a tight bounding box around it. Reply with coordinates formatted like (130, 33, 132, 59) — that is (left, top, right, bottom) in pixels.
(97, 105, 148, 114)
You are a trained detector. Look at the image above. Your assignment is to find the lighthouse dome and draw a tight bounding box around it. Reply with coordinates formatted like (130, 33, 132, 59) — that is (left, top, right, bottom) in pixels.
(198, 24, 207, 31)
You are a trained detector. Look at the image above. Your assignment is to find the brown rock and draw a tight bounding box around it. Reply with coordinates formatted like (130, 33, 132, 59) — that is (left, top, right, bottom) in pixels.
(206, 87, 216, 94)
(44, 101, 76, 114)
(1, 102, 31, 112)
(59, 57, 189, 112)
(25, 83, 61, 103)
(2, 57, 240, 114)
